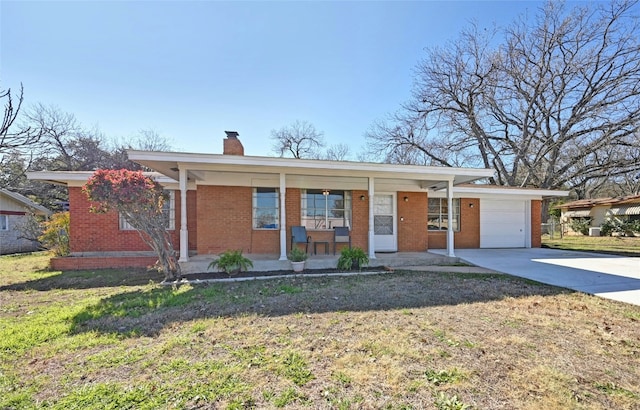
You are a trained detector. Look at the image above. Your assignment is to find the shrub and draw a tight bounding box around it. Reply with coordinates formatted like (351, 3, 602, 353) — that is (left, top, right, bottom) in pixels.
(602, 218, 640, 237)
(569, 218, 590, 236)
(288, 246, 308, 262)
(208, 250, 253, 275)
(38, 212, 70, 256)
(337, 247, 369, 271)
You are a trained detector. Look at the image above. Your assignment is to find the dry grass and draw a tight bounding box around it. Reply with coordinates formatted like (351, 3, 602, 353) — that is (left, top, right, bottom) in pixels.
(1, 253, 639, 409)
(542, 235, 640, 256)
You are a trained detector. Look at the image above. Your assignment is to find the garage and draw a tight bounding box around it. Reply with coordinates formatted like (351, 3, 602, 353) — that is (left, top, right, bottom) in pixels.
(480, 199, 528, 248)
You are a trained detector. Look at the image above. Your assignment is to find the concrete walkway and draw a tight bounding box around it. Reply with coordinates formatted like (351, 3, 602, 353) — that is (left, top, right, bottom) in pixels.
(433, 248, 640, 306)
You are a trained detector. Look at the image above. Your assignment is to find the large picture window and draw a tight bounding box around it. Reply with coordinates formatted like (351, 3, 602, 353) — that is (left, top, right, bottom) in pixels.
(253, 188, 279, 229)
(301, 189, 352, 230)
(428, 198, 460, 231)
(120, 190, 175, 231)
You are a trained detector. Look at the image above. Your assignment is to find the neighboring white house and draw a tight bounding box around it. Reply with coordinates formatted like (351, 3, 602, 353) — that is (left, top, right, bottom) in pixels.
(0, 189, 51, 255)
(558, 194, 640, 235)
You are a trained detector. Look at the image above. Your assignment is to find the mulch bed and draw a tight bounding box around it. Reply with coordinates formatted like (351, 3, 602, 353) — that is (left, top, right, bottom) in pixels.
(182, 266, 389, 280)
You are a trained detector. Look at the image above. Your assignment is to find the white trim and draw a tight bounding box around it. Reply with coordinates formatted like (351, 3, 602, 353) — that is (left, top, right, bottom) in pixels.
(368, 177, 376, 259)
(446, 180, 455, 257)
(179, 168, 189, 262)
(128, 150, 494, 180)
(450, 186, 569, 198)
(279, 173, 287, 261)
(373, 192, 397, 252)
(524, 200, 532, 248)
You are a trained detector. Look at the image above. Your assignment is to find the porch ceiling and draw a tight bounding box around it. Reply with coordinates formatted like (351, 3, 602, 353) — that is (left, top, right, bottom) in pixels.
(127, 150, 494, 190)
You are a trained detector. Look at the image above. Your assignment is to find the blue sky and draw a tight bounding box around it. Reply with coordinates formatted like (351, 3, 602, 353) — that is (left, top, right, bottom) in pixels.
(2, 1, 545, 157)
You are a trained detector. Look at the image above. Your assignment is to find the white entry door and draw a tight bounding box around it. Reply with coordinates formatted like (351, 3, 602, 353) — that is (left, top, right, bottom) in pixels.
(373, 193, 397, 252)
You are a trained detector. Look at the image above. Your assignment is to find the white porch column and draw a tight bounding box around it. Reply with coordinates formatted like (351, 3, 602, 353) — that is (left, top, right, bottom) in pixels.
(368, 177, 376, 259)
(178, 168, 189, 262)
(524, 200, 532, 248)
(279, 173, 288, 260)
(446, 179, 455, 257)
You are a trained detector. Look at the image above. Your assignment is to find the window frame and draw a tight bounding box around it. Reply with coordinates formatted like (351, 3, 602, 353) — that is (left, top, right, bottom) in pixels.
(119, 190, 175, 231)
(0, 214, 8, 231)
(427, 198, 460, 232)
(252, 187, 279, 230)
(301, 189, 352, 230)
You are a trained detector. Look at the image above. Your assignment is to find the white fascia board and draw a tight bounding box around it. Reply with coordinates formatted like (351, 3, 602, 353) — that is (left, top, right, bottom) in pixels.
(127, 150, 494, 181)
(433, 185, 570, 199)
(26, 171, 178, 187)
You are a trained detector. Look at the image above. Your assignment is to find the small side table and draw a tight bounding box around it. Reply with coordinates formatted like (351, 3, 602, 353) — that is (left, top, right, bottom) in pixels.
(314, 241, 329, 255)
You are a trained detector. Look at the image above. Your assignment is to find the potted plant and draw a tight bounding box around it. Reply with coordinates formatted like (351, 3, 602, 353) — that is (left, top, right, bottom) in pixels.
(288, 246, 308, 272)
(208, 249, 253, 276)
(337, 247, 369, 271)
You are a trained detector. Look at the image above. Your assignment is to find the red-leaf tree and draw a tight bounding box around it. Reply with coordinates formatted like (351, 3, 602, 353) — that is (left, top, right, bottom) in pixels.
(83, 169, 181, 281)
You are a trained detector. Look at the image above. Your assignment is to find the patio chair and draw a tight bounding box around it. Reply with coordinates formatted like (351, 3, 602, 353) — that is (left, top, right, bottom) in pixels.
(333, 226, 351, 255)
(291, 226, 312, 254)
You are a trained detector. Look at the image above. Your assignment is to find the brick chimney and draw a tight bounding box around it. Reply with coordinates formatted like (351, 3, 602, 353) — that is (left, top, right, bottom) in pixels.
(223, 131, 244, 155)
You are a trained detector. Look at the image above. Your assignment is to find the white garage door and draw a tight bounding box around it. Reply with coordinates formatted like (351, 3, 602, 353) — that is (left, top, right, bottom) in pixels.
(480, 199, 527, 248)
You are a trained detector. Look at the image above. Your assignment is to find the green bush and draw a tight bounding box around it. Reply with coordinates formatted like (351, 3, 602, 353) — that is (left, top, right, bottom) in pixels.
(602, 218, 640, 237)
(208, 250, 253, 275)
(337, 247, 369, 271)
(287, 246, 308, 262)
(38, 212, 70, 256)
(569, 218, 590, 236)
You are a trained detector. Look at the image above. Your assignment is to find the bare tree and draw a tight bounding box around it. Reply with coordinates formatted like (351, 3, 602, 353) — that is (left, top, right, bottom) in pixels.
(271, 120, 325, 159)
(109, 128, 175, 169)
(25, 103, 113, 171)
(1, 84, 41, 158)
(324, 143, 352, 161)
(367, 1, 640, 198)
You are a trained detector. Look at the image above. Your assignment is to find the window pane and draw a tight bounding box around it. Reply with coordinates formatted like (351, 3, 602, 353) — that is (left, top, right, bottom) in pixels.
(1, 215, 8, 230)
(253, 188, 279, 229)
(427, 198, 460, 231)
(301, 189, 351, 229)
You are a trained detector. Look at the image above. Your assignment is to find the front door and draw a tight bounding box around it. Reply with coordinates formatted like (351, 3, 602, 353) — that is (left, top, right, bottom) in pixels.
(373, 193, 397, 252)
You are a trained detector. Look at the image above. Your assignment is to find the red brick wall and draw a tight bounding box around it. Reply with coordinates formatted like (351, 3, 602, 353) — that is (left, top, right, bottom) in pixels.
(68, 187, 188, 254)
(427, 198, 480, 249)
(397, 192, 428, 251)
(351, 190, 369, 251)
(196, 185, 253, 255)
(50, 256, 157, 271)
(531, 200, 542, 247)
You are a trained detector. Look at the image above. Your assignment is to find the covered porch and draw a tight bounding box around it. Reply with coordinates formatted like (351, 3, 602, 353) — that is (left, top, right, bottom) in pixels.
(180, 251, 461, 275)
(128, 147, 495, 262)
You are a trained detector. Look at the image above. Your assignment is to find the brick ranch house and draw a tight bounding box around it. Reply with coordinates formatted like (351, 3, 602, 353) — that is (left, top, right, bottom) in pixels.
(28, 132, 568, 270)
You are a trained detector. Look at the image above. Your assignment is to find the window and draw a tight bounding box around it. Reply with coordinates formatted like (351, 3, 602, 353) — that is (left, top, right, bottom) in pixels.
(0, 215, 8, 231)
(428, 198, 460, 231)
(301, 189, 352, 230)
(119, 190, 175, 230)
(253, 188, 279, 229)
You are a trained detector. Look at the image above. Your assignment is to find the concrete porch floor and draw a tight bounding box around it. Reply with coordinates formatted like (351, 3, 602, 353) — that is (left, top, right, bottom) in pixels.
(180, 251, 459, 274)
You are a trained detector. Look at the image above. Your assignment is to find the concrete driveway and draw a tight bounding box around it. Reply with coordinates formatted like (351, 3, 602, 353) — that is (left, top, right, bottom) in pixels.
(436, 248, 640, 306)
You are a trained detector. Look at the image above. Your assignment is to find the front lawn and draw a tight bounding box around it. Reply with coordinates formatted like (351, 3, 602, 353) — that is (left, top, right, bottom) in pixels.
(1, 253, 639, 409)
(542, 235, 640, 256)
